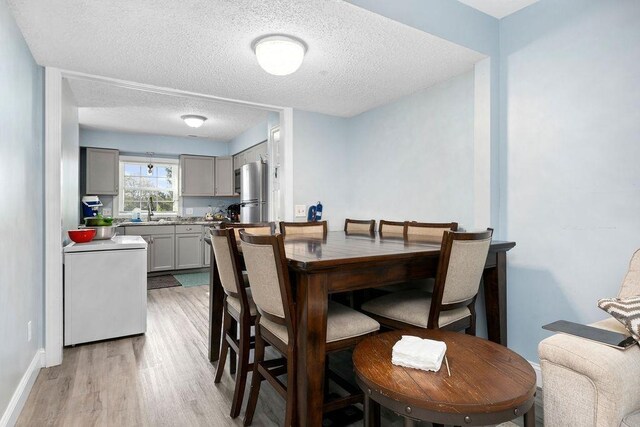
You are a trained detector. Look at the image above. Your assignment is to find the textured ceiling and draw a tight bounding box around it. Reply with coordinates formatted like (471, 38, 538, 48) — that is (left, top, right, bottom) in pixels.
(457, 0, 539, 19)
(67, 78, 268, 141)
(9, 0, 486, 117)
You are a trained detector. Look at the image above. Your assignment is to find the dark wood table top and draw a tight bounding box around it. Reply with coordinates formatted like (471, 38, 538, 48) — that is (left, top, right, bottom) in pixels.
(283, 231, 515, 271)
(353, 329, 536, 416)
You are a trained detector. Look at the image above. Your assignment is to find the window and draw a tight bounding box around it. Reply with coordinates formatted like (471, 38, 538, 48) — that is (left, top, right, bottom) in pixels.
(118, 157, 179, 216)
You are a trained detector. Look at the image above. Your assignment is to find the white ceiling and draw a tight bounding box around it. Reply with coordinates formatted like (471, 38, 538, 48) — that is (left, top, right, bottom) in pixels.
(9, 0, 486, 118)
(67, 79, 268, 141)
(457, 0, 539, 19)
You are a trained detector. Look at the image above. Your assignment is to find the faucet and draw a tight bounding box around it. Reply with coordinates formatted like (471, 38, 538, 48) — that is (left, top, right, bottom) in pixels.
(147, 196, 154, 221)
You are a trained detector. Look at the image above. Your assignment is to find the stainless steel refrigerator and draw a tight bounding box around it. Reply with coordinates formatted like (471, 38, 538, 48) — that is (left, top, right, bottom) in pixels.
(240, 160, 268, 222)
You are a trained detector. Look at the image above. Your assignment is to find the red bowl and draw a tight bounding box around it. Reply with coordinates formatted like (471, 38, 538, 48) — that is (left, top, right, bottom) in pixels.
(68, 229, 96, 243)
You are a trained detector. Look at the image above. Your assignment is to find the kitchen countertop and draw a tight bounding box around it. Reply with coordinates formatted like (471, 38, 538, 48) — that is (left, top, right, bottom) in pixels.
(115, 218, 235, 226)
(64, 235, 147, 252)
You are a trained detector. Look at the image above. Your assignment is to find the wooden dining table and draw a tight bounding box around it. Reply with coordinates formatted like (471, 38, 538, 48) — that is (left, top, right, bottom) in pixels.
(206, 231, 515, 427)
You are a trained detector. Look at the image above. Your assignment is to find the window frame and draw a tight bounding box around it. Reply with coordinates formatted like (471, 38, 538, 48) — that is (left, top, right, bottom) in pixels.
(116, 155, 180, 218)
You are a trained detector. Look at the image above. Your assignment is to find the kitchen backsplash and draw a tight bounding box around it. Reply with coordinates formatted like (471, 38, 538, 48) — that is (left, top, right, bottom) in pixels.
(96, 195, 240, 218)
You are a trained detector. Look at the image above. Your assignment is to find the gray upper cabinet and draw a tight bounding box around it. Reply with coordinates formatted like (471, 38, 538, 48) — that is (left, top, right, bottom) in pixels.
(86, 148, 119, 195)
(180, 155, 215, 196)
(215, 156, 234, 196)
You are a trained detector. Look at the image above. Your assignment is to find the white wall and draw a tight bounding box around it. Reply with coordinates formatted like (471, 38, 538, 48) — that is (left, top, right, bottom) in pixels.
(292, 110, 349, 230)
(61, 79, 79, 243)
(346, 71, 475, 227)
(500, 0, 640, 361)
(0, 0, 44, 422)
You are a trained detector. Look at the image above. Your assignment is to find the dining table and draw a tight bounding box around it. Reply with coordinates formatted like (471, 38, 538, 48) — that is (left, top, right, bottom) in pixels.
(206, 230, 515, 427)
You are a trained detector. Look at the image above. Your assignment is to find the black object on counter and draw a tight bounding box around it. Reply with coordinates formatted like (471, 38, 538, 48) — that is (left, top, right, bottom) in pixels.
(227, 204, 241, 222)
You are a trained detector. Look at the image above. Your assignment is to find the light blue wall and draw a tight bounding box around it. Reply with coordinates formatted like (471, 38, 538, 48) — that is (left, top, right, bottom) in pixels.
(80, 128, 230, 157)
(346, 71, 475, 227)
(292, 110, 349, 230)
(228, 120, 268, 155)
(0, 0, 44, 419)
(500, 0, 640, 361)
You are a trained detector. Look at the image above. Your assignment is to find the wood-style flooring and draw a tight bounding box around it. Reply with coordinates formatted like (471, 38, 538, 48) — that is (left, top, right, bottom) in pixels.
(17, 285, 542, 426)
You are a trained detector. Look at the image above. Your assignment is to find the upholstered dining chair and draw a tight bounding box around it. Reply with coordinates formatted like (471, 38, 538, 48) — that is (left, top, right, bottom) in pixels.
(344, 218, 375, 234)
(279, 220, 328, 237)
(362, 229, 493, 335)
(219, 221, 276, 242)
(209, 228, 257, 419)
(404, 221, 459, 241)
(378, 219, 405, 237)
(239, 231, 380, 426)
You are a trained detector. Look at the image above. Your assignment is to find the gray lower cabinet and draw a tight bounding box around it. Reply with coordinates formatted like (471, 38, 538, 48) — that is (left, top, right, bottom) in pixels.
(176, 233, 203, 269)
(149, 234, 175, 272)
(125, 225, 175, 272)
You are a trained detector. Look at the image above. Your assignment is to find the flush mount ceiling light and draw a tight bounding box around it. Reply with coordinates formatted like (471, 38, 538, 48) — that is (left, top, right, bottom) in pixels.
(181, 114, 207, 128)
(253, 35, 307, 76)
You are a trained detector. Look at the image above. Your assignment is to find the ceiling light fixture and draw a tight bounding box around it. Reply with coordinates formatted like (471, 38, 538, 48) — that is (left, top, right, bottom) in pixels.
(253, 35, 307, 76)
(181, 114, 207, 128)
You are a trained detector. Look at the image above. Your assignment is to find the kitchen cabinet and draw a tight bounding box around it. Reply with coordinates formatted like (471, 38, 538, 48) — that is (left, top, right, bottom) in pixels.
(233, 141, 268, 171)
(180, 155, 215, 196)
(125, 226, 175, 272)
(215, 156, 234, 196)
(175, 225, 203, 270)
(203, 228, 211, 267)
(86, 148, 119, 195)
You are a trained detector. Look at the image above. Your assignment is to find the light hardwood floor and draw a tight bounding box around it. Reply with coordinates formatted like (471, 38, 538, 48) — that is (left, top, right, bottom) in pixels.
(17, 285, 542, 426)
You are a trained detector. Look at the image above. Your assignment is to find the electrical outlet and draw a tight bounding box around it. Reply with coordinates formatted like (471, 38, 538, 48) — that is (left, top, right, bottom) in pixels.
(186, 208, 194, 215)
(102, 207, 112, 217)
(295, 205, 306, 217)
(27, 321, 32, 342)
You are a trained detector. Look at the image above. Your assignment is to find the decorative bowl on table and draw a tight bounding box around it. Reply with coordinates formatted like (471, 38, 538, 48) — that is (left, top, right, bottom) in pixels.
(68, 229, 96, 243)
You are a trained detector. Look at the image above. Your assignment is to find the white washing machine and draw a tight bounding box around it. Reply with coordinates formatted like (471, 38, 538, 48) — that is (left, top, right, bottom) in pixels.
(64, 235, 148, 346)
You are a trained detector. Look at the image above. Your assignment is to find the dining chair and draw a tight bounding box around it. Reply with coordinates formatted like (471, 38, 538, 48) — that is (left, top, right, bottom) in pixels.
(239, 231, 380, 426)
(362, 229, 493, 335)
(279, 220, 328, 237)
(378, 219, 405, 236)
(404, 221, 459, 241)
(209, 228, 257, 418)
(344, 218, 375, 234)
(219, 221, 276, 241)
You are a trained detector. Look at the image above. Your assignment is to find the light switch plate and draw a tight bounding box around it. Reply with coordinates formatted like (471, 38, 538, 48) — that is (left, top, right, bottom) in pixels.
(295, 205, 306, 217)
(102, 208, 112, 217)
(186, 208, 194, 215)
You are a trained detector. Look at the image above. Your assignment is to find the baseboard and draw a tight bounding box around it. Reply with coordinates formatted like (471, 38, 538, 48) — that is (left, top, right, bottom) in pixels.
(0, 349, 45, 427)
(529, 360, 542, 388)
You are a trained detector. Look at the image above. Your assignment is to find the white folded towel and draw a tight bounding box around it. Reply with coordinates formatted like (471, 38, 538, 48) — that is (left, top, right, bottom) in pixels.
(392, 335, 447, 372)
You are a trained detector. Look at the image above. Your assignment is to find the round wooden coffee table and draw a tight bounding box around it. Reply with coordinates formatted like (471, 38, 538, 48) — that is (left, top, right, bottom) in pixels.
(353, 329, 537, 427)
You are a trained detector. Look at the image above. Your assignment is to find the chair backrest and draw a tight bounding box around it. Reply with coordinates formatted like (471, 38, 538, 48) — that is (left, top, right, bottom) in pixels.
(378, 220, 405, 235)
(404, 221, 458, 242)
(239, 231, 295, 333)
(279, 221, 327, 237)
(428, 229, 493, 328)
(219, 222, 276, 242)
(618, 248, 640, 299)
(209, 228, 252, 313)
(344, 219, 375, 233)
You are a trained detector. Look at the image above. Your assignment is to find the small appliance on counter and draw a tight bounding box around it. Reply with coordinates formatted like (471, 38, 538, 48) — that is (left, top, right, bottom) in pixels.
(227, 203, 241, 222)
(82, 195, 102, 219)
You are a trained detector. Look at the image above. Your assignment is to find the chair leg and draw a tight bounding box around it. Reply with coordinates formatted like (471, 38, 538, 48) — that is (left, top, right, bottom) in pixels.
(523, 400, 536, 427)
(243, 329, 265, 426)
(230, 319, 251, 418)
(229, 317, 238, 375)
(285, 345, 297, 427)
(214, 309, 231, 383)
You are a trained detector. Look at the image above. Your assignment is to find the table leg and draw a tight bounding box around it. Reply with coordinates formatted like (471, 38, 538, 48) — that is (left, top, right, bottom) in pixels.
(403, 417, 417, 427)
(364, 394, 380, 427)
(296, 272, 329, 427)
(208, 253, 224, 363)
(524, 401, 536, 427)
(483, 251, 507, 345)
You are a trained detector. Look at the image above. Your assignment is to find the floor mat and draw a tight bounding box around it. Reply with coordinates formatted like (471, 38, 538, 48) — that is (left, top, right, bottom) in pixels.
(173, 272, 210, 287)
(147, 275, 180, 290)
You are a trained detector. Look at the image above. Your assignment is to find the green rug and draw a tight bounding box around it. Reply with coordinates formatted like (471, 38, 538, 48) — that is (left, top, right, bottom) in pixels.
(172, 272, 210, 287)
